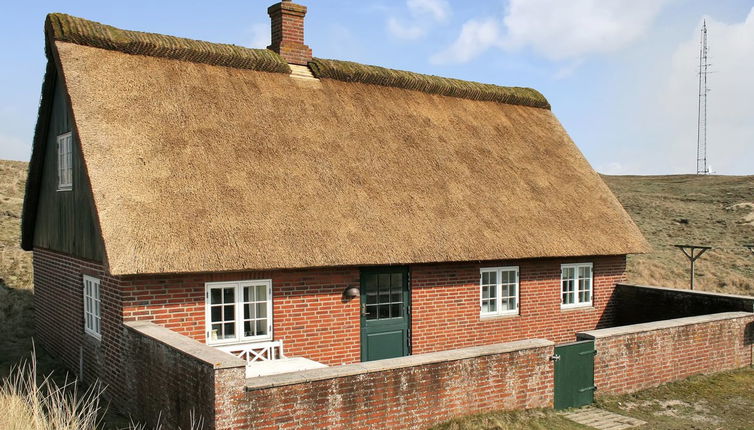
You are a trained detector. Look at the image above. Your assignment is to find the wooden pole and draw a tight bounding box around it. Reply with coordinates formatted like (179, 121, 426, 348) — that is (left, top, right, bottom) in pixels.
(674, 245, 711, 290)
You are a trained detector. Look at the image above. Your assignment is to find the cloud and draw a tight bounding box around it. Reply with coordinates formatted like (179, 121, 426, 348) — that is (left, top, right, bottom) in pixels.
(247, 23, 269, 49)
(386, 0, 451, 40)
(387, 17, 426, 40)
(502, 0, 672, 61)
(431, 18, 502, 64)
(434, 0, 672, 64)
(407, 0, 450, 22)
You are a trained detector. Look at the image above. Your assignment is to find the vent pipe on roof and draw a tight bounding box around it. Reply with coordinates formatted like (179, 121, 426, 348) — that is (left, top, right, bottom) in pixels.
(267, 0, 312, 65)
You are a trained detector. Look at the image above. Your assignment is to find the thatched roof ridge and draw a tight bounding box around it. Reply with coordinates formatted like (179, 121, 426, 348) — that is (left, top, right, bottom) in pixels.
(309, 58, 551, 110)
(45, 13, 291, 74)
(31, 41, 649, 275)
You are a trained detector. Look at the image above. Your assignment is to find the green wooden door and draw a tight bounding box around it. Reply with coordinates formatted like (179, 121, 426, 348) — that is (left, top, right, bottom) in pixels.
(360, 267, 410, 361)
(554, 340, 597, 410)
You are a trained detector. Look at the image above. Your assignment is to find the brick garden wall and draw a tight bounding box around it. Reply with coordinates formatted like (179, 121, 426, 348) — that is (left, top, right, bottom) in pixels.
(614, 283, 754, 325)
(411, 255, 626, 353)
(121, 321, 246, 430)
(242, 339, 555, 430)
(578, 312, 754, 395)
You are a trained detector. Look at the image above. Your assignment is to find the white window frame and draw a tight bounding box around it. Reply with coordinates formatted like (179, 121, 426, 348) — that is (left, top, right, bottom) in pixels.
(205, 279, 273, 346)
(560, 263, 593, 309)
(83, 275, 101, 339)
(480, 266, 519, 317)
(57, 132, 73, 191)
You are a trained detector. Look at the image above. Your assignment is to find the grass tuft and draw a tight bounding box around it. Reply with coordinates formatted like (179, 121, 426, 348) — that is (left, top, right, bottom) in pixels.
(0, 351, 103, 430)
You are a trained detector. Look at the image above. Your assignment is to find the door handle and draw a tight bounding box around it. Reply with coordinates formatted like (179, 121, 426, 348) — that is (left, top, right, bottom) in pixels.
(361, 304, 368, 316)
(549, 354, 561, 362)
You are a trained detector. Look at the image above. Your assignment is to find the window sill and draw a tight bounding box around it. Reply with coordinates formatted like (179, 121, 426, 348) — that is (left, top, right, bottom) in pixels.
(560, 304, 595, 312)
(480, 312, 519, 321)
(207, 338, 272, 347)
(84, 331, 102, 342)
(57, 187, 72, 192)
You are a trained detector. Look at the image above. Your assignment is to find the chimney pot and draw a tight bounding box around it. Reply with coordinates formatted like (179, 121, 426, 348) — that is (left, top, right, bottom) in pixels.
(267, 1, 312, 65)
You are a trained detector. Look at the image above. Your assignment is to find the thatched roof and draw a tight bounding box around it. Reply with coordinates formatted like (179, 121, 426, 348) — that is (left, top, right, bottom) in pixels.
(22, 14, 649, 275)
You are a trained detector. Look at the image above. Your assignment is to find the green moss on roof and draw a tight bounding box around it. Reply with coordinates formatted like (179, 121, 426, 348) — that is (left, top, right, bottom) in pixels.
(309, 58, 551, 110)
(45, 13, 291, 74)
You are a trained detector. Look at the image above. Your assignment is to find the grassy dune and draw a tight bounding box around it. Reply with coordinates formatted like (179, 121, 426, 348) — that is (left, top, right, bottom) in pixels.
(603, 174, 754, 294)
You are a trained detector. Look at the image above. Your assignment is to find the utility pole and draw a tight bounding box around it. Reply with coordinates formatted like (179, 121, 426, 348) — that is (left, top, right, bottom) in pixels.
(675, 245, 711, 290)
(696, 20, 710, 175)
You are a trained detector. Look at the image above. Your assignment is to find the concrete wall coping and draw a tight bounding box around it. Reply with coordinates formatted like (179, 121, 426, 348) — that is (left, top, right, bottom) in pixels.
(245, 338, 553, 391)
(578, 312, 754, 340)
(618, 283, 754, 303)
(124, 321, 246, 369)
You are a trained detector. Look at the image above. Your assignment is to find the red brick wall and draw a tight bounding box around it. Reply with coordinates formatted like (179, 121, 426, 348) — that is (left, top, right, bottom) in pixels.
(35, 248, 626, 374)
(120, 267, 361, 366)
(241, 340, 555, 430)
(411, 255, 625, 354)
(32, 248, 126, 400)
(583, 313, 754, 395)
(119, 256, 624, 366)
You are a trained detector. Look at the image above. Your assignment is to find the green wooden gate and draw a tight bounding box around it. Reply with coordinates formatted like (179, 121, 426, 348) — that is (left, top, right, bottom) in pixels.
(360, 267, 410, 362)
(554, 340, 597, 410)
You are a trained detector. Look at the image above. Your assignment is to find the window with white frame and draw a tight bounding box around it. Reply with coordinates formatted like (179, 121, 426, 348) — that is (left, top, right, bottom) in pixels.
(57, 132, 73, 190)
(205, 280, 272, 345)
(480, 266, 519, 316)
(83, 275, 101, 339)
(561, 263, 593, 308)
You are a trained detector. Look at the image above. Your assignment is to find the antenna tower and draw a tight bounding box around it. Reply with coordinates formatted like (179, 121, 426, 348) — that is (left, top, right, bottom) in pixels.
(696, 20, 710, 175)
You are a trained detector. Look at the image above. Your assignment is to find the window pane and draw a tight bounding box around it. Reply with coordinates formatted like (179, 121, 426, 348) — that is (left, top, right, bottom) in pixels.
(390, 303, 401, 318)
(211, 323, 222, 340)
(256, 321, 267, 336)
(223, 305, 234, 321)
(366, 305, 377, 320)
(243, 286, 250, 302)
(211, 289, 222, 304)
(255, 302, 266, 319)
(223, 322, 235, 338)
(366, 291, 377, 304)
(244, 303, 253, 320)
(223, 288, 234, 304)
(244, 320, 252, 337)
(256, 285, 267, 301)
(378, 305, 389, 319)
(482, 301, 490, 313)
(211, 306, 221, 322)
(482, 285, 490, 299)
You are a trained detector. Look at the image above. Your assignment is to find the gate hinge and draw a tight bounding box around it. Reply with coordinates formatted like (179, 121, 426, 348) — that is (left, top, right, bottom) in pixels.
(549, 354, 561, 362)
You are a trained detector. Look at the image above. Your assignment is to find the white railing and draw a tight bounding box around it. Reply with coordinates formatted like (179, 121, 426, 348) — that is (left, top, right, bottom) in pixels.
(216, 340, 286, 364)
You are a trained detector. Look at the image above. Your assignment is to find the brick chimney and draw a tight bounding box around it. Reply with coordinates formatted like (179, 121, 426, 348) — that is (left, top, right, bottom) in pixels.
(267, 0, 312, 65)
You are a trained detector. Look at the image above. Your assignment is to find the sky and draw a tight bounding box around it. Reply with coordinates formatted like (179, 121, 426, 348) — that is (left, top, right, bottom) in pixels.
(1, 0, 753, 175)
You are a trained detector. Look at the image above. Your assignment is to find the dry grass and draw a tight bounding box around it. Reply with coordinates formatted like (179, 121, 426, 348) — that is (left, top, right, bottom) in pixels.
(602, 174, 754, 294)
(1, 352, 103, 430)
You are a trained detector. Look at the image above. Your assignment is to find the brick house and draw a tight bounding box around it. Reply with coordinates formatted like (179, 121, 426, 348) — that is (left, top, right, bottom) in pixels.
(22, 0, 649, 420)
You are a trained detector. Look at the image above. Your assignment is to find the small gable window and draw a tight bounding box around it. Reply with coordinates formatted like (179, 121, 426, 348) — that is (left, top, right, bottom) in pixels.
(83, 275, 101, 339)
(561, 263, 593, 308)
(205, 280, 273, 345)
(480, 266, 519, 317)
(57, 132, 73, 190)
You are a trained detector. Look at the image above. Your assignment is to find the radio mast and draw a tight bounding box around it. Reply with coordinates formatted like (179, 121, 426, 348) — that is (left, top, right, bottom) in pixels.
(696, 20, 710, 175)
